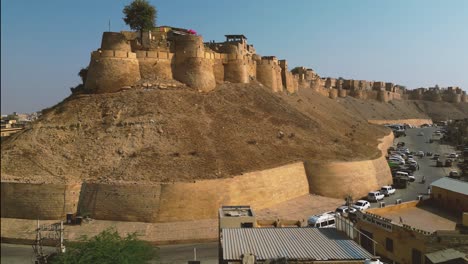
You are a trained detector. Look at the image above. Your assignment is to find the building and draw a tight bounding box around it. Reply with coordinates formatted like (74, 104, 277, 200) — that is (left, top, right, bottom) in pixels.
(218, 206, 379, 263)
(220, 228, 377, 263)
(430, 177, 468, 214)
(352, 200, 468, 264)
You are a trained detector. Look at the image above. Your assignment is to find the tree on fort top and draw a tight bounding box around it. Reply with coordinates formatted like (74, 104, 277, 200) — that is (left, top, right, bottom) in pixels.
(123, 0, 157, 43)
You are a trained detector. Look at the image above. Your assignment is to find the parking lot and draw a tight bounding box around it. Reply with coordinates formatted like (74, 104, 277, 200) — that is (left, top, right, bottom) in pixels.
(368, 126, 461, 208)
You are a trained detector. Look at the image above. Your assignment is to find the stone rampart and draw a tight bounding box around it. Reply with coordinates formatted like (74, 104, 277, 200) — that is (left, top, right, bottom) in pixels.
(135, 50, 174, 80)
(1, 182, 81, 220)
(101, 32, 131, 52)
(304, 132, 394, 199)
(85, 50, 141, 93)
(257, 58, 281, 92)
(368, 119, 433, 126)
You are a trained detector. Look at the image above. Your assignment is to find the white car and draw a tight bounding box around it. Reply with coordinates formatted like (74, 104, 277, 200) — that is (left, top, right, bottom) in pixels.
(335, 206, 357, 217)
(448, 153, 458, 159)
(352, 200, 371, 211)
(307, 211, 336, 228)
(380, 186, 396, 196)
(448, 171, 460, 178)
(417, 151, 425, 157)
(367, 191, 385, 202)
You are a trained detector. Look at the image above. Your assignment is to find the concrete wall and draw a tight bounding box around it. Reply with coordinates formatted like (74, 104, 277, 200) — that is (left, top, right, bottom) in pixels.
(304, 132, 394, 199)
(368, 119, 433, 127)
(1, 182, 81, 219)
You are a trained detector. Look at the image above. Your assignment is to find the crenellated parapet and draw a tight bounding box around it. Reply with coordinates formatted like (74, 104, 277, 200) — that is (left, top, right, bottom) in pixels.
(82, 29, 466, 105)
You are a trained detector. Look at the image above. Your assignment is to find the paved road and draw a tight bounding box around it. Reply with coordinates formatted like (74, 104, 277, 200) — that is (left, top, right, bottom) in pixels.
(1, 242, 219, 264)
(369, 126, 457, 208)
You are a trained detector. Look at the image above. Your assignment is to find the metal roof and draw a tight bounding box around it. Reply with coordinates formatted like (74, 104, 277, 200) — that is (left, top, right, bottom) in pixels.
(425, 248, 466, 263)
(431, 177, 468, 196)
(222, 228, 374, 261)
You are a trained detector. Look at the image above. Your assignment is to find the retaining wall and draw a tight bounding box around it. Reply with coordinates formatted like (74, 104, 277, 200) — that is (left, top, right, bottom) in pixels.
(368, 119, 433, 127)
(304, 132, 394, 199)
(1, 182, 81, 219)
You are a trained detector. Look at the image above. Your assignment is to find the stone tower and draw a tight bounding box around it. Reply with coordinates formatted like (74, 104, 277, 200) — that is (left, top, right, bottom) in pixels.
(85, 32, 141, 93)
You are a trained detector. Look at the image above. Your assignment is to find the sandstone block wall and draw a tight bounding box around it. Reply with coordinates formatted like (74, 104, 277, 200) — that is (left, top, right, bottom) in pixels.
(101, 32, 131, 52)
(224, 60, 249, 83)
(136, 50, 174, 80)
(368, 119, 433, 126)
(304, 132, 394, 199)
(1, 182, 81, 219)
(85, 52, 141, 93)
(257, 59, 281, 92)
(78, 162, 309, 222)
(78, 183, 162, 222)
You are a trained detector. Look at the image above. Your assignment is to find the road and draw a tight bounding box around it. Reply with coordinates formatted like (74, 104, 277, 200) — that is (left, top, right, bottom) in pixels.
(369, 126, 458, 208)
(1, 242, 219, 264)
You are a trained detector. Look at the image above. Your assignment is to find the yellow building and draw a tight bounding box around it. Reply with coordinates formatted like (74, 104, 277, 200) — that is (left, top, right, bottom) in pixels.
(353, 200, 468, 264)
(430, 177, 468, 214)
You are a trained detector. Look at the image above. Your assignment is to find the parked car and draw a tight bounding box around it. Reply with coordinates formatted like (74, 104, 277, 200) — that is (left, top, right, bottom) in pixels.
(445, 159, 453, 167)
(352, 200, 371, 211)
(448, 153, 458, 159)
(307, 211, 336, 228)
(368, 191, 385, 202)
(380, 186, 396, 196)
(448, 171, 460, 179)
(426, 152, 433, 156)
(417, 151, 425, 157)
(335, 206, 357, 217)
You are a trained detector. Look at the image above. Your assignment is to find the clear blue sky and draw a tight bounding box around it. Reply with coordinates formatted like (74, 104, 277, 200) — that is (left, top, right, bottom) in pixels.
(2, 0, 467, 113)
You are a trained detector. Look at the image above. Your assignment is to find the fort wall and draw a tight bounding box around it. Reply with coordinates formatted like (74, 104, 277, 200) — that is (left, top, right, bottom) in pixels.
(101, 32, 132, 52)
(368, 119, 434, 127)
(84, 51, 141, 93)
(172, 35, 216, 92)
(136, 50, 174, 80)
(304, 132, 394, 199)
(1, 182, 81, 220)
(224, 59, 249, 83)
(256, 58, 281, 92)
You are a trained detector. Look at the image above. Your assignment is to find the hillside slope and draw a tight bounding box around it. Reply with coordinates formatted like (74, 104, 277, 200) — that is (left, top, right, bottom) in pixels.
(339, 97, 468, 121)
(1, 83, 388, 184)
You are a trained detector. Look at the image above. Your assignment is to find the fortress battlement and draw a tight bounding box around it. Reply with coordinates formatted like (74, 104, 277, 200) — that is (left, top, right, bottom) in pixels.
(82, 28, 466, 104)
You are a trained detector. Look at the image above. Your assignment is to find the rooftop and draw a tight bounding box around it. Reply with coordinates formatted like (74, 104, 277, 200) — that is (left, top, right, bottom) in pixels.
(431, 177, 468, 196)
(219, 205, 254, 218)
(221, 228, 374, 261)
(369, 203, 458, 232)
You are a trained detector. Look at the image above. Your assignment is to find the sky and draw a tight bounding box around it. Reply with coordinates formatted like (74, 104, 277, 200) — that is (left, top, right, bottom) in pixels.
(2, 0, 468, 114)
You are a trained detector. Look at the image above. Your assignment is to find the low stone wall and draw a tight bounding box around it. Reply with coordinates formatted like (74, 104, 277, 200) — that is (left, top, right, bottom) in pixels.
(304, 132, 394, 199)
(1, 182, 81, 219)
(368, 119, 433, 127)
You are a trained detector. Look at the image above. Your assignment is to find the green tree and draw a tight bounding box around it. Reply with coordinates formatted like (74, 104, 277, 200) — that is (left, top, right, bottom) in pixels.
(51, 228, 157, 264)
(78, 67, 88, 85)
(123, 0, 157, 43)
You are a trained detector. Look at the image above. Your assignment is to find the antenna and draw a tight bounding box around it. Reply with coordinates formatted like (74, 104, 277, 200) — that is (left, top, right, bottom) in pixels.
(108, 19, 111, 32)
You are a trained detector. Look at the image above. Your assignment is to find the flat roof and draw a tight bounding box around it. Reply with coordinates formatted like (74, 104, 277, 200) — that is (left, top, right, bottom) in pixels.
(431, 177, 468, 196)
(222, 228, 374, 261)
(370, 204, 457, 232)
(425, 248, 467, 263)
(225, 34, 247, 39)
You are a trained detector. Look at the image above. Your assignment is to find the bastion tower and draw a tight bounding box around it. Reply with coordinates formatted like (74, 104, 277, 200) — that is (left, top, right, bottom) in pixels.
(85, 32, 141, 93)
(172, 34, 216, 92)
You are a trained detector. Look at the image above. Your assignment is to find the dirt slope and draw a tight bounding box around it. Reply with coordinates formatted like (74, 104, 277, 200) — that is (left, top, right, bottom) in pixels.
(339, 97, 468, 121)
(1, 83, 388, 184)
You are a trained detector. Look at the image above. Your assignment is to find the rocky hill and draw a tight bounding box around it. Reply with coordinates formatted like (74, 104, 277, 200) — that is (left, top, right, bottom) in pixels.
(1, 82, 391, 184)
